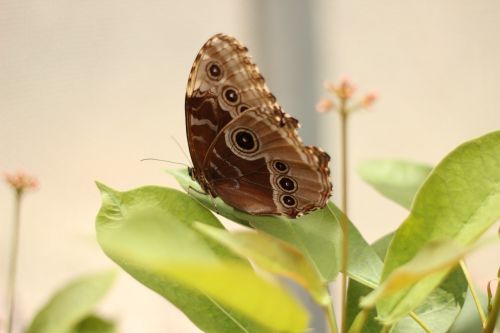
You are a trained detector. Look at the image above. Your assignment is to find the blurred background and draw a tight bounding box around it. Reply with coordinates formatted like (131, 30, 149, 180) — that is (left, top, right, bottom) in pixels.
(1, 0, 499, 332)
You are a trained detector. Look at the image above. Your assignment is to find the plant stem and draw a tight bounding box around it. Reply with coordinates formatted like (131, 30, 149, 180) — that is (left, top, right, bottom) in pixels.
(483, 268, 500, 333)
(6, 190, 22, 333)
(340, 105, 348, 216)
(409, 311, 432, 333)
(460, 260, 487, 325)
(379, 325, 390, 333)
(323, 300, 339, 333)
(338, 105, 350, 333)
(347, 308, 369, 333)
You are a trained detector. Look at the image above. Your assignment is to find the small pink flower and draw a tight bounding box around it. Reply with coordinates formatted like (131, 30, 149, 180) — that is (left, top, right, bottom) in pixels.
(316, 98, 335, 113)
(361, 92, 378, 108)
(323, 77, 356, 100)
(4, 171, 38, 192)
(337, 76, 356, 100)
(318, 76, 377, 115)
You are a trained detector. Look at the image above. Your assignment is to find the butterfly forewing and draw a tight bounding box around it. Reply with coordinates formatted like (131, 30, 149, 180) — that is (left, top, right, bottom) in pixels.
(185, 34, 287, 173)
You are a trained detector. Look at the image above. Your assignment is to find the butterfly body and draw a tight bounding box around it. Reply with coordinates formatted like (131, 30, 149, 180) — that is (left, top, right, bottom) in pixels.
(185, 34, 332, 218)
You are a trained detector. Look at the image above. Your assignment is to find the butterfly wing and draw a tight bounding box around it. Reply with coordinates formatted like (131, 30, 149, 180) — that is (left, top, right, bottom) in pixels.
(203, 107, 332, 218)
(185, 34, 332, 217)
(185, 34, 286, 175)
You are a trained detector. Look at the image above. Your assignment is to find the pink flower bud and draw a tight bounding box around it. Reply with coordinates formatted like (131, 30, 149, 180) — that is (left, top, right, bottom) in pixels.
(361, 92, 378, 108)
(338, 77, 356, 100)
(316, 98, 335, 113)
(4, 171, 39, 192)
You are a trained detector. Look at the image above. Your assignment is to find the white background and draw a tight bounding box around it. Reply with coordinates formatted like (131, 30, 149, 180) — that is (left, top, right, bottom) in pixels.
(1, 1, 499, 332)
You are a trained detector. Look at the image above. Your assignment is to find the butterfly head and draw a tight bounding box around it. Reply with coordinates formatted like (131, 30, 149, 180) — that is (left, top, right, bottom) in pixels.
(188, 166, 194, 179)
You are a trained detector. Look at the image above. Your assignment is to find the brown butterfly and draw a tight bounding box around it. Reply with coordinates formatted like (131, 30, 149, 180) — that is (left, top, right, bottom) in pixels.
(185, 34, 332, 218)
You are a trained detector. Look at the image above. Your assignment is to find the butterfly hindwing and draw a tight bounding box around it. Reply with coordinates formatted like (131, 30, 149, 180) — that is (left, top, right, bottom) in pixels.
(204, 107, 331, 217)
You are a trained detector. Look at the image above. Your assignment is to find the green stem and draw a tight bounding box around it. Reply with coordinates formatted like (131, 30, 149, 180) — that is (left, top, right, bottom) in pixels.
(6, 190, 22, 333)
(323, 300, 339, 333)
(409, 311, 432, 333)
(347, 308, 369, 333)
(340, 103, 348, 216)
(460, 260, 487, 325)
(483, 268, 500, 333)
(339, 105, 349, 333)
(379, 325, 390, 333)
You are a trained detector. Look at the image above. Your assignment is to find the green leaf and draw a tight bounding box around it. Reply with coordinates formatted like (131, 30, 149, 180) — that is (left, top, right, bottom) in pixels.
(347, 235, 391, 333)
(195, 223, 330, 305)
(347, 234, 468, 333)
(170, 169, 383, 287)
(389, 267, 467, 333)
(95, 183, 308, 333)
(70, 315, 117, 333)
(362, 239, 473, 308)
(26, 270, 117, 333)
(249, 210, 342, 282)
(250, 203, 384, 289)
(357, 159, 432, 209)
(379, 130, 500, 323)
(449, 289, 489, 333)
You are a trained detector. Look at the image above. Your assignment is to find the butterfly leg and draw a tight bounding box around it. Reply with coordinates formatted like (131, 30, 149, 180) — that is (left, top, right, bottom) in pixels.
(187, 185, 204, 195)
(187, 186, 220, 214)
(210, 195, 220, 215)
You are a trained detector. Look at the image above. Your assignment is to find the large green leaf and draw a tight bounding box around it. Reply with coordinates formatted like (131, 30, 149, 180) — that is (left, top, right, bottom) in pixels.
(347, 234, 468, 333)
(251, 203, 383, 289)
(362, 240, 474, 308)
(70, 315, 117, 333)
(195, 223, 330, 305)
(379, 130, 500, 324)
(357, 160, 432, 209)
(170, 169, 382, 288)
(95, 183, 308, 333)
(26, 271, 116, 333)
(356, 148, 497, 332)
(449, 289, 490, 333)
(347, 236, 390, 333)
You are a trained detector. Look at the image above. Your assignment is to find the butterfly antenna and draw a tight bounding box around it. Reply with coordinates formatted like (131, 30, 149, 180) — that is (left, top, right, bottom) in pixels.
(170, 135, 193, 168)
(140, 158, 190, 168)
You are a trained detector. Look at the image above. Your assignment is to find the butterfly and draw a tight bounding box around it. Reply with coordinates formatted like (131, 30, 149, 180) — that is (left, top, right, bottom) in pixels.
(185, 34, 332, 218)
